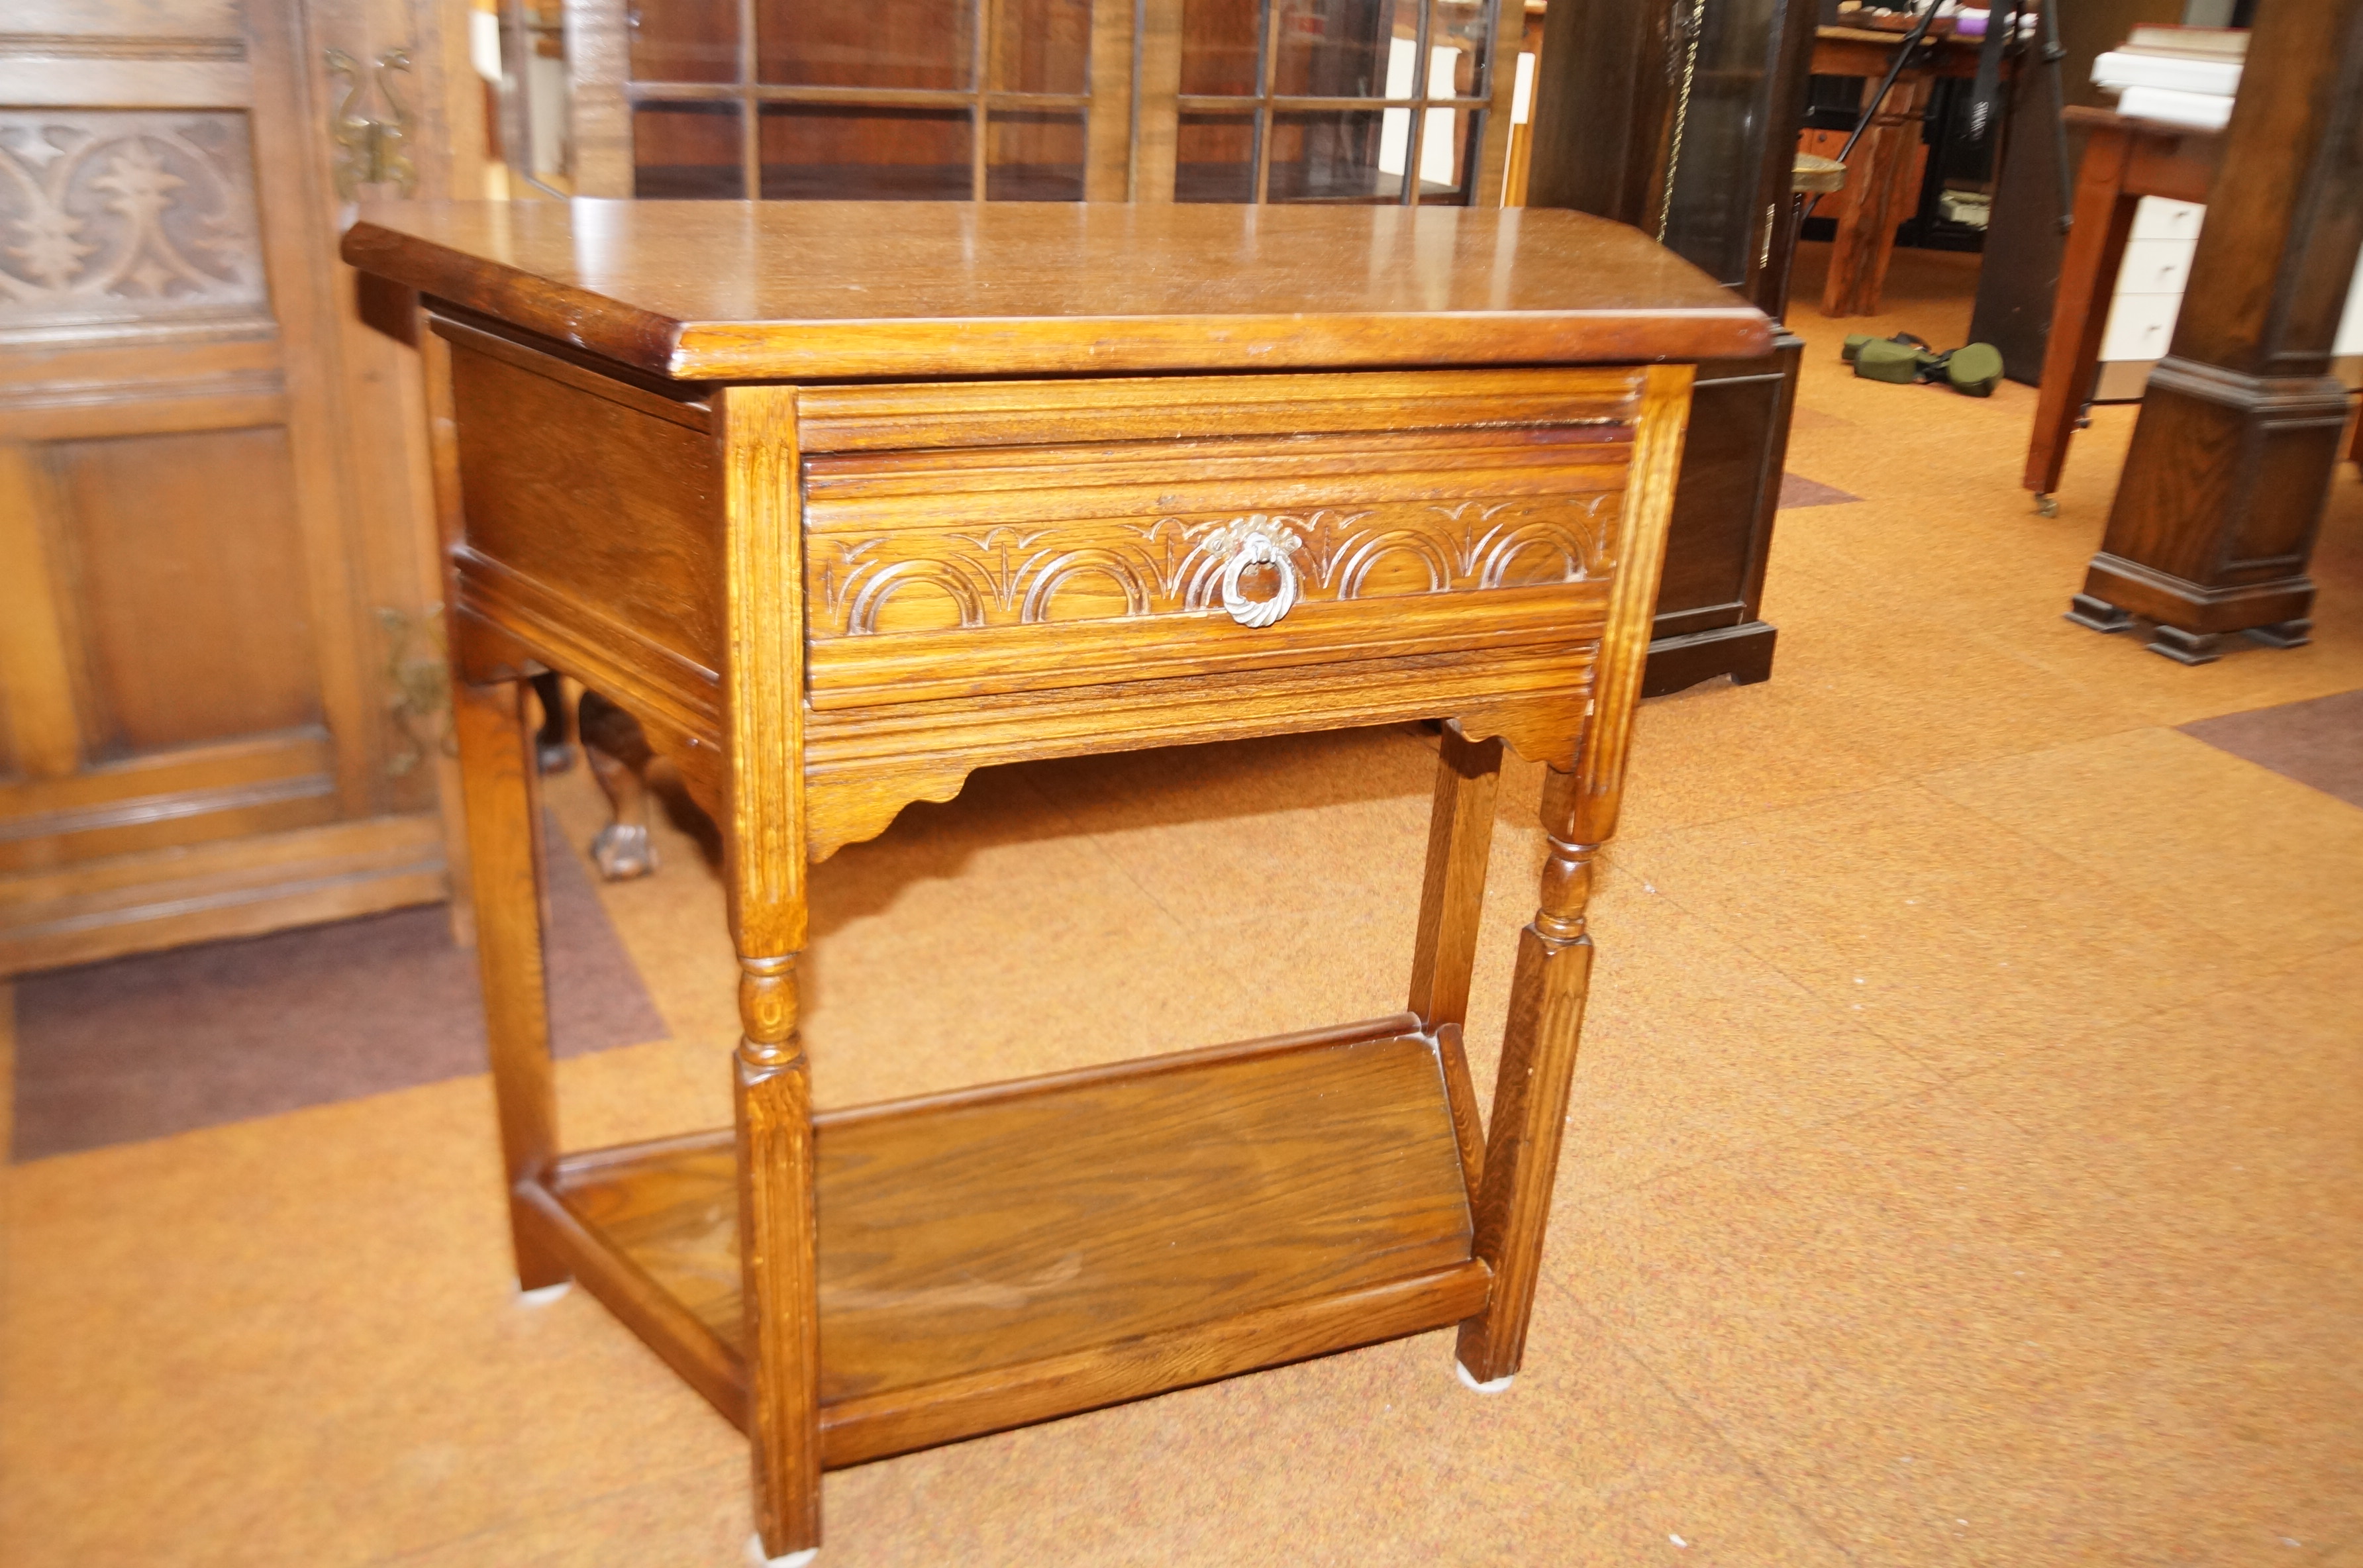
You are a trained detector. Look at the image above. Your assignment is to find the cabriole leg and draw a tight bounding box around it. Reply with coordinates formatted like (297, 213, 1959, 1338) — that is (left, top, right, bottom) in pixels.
(450, 675, 568, 1293)
(1456, 764, 1597, 1387)
(580, 689, 660, 881)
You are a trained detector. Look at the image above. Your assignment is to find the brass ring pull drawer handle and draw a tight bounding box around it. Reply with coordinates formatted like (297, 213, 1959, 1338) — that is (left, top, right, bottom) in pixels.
(1211, 516, 1301, 628)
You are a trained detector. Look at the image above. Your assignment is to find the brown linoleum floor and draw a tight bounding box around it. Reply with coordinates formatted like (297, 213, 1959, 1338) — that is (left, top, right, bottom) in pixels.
(6, 244, 2362, 1567)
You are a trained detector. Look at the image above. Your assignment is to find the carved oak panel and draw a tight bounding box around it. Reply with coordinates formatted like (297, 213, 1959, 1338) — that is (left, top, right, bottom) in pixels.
(803, 427, 1631, 640)
(0, 111, 270, 343)
(800, 420, 1633, 722)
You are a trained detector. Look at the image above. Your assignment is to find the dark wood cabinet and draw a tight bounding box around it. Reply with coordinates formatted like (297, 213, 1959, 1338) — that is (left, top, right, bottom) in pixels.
(1525, 0, 1820, 695)
(2069, 0, 2363, 664)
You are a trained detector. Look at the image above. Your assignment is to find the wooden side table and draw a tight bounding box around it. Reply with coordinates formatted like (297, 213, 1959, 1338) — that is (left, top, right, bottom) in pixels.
(2021, 107, 2222, 514)
(346, 200, 1768, 1564)
(1807, 26, 1999, 318)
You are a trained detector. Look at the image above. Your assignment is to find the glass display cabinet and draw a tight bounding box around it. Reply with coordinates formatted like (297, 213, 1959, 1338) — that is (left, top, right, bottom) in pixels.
(1525, 0, 1822, 695)
(1168, 0, 1505, 203)
(493, 0, 1522, 205)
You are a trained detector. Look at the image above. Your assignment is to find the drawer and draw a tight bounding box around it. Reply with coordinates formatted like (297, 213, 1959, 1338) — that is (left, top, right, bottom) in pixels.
(2114, 236, 2195, 297)
(2100, 291, 2183, 363)
(2129, 197, 2205, 242)
(795, 370, 1645, 712)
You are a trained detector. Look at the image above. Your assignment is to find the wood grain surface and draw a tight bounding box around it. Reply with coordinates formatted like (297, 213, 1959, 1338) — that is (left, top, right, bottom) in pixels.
(554, 1016, 1474, 1422)
(2078, 0, 2363, 649)
(372, 194, 1721, 1542)
(344, 201, 1772, 379)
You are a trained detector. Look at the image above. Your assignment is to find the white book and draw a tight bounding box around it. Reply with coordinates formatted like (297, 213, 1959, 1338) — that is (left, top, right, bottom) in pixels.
(2125, 24, 2248, 58)
(2118, 85, 2236, 131)
(2091, 50, 2242, 96)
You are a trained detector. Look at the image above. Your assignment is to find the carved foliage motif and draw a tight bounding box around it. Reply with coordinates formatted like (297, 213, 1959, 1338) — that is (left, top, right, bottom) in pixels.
(0, 112, 267, 338)
(813, 494, 1623, 636)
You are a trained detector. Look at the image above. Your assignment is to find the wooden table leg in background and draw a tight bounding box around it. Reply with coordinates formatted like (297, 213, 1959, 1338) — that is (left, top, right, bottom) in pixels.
(2028, 125, 2138, 529)
(1407, 726, 1503, 1038)
(450, 674, 569, 1293)
(1408, 725, 1505, 1193)
(1822, 73, 1928, 318)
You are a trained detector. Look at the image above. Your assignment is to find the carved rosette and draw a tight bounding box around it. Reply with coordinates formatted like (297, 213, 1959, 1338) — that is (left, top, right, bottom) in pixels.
(0, 112, 268, 341)
(811, 493, 1623, 637)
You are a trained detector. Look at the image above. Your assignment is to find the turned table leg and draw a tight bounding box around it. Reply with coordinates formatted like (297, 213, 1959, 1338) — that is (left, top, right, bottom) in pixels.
(735, 952, 821, 1564)
(451, 675, 568, 1293)
(720, 385, 823, 1565)
(1455, 765, 1597, 1388)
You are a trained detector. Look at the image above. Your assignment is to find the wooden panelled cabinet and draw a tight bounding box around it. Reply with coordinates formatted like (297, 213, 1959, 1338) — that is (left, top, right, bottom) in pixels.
(0, 0, 476, 973)
(1525, 0, 1821, 695)
(345, 198, 1768, 1562)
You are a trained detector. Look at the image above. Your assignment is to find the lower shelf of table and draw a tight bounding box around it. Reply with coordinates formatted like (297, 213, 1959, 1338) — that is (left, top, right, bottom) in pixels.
(519, 1012, 1493, 1467)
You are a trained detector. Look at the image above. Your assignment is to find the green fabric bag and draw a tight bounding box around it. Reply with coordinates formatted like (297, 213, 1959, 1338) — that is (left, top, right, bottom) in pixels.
(1854, 336, 1932, 383)
(1945, 342, 2004, 397)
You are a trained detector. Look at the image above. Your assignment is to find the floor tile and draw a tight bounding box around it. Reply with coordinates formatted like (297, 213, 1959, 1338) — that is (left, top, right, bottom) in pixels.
(0, 1077, 741, 1568)
(1615, 673, 1902, 841)
(1962, 942, 2363, 1308)
(1779, 473, 1861, 509)
(1609, 782, 2261, 1076)
(1925, 727, 2363, 968)
(375, 1461, 748, 1568)
(810, 1317, 1846, 1568)
(1019, 726, 1441, 934)
(2182, 687, 2363, 809)
(1561, 1084, 2362, 1568)
(1565, 860, 1940, 1196)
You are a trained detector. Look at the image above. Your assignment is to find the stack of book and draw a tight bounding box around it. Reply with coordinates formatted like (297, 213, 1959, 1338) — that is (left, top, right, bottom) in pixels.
(2091, 24, 2246, 130)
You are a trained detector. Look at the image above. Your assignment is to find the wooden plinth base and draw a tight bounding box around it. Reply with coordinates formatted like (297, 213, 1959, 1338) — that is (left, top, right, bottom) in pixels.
(2066, 589, 2315, 665)
(2063, 593, 2133, 634)
(517, 1014, 1492, 1467)
(2077, 550, 2317, 642)
(1641, 620, 1778, 698)
(2084, 358, 2344, 648)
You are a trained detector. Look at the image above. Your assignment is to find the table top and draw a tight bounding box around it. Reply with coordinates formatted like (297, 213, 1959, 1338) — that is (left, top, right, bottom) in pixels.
(1812, 23, 2000, 77)
(343, 201, 1769, 382)
(1816, 24, 1974, 46)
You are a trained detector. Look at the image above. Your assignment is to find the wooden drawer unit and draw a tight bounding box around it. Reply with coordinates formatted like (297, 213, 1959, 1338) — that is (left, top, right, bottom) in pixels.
(799, 374, 1635, 697)
(794, 369, 1665, 856)
(349, 199, 1768, 1565)
(436, 322, 1681, 860)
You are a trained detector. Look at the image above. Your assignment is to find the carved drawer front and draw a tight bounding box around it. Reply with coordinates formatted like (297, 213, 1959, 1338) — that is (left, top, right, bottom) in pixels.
(797, 369, 1646, 711)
